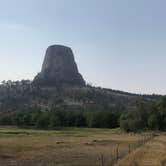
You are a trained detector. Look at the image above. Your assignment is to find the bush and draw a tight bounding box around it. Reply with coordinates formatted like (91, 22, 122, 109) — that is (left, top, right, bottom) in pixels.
(0, 113, 13, 125)
(120, 112, 143, 132)
(148, 114, 159, 130)
(36, 113, 50, 129)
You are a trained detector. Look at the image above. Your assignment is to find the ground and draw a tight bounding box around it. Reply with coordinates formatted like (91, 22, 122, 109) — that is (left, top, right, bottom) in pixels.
(0, 126, 162, 166)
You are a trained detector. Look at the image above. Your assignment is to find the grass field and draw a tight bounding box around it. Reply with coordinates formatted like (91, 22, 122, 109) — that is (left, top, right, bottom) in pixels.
(0, 126, 159, 166)
(116, 133, 166, 166)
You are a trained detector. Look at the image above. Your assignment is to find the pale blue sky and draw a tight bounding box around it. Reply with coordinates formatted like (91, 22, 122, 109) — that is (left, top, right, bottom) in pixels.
(0, 0, 166, 94)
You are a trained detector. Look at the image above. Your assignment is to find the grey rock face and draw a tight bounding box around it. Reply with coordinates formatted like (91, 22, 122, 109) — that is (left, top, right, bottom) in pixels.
(33, 45, 85, 86)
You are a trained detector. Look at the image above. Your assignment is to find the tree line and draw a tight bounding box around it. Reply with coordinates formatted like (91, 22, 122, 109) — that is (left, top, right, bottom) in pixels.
(0, 109, 119, 129)
(120, 97, 166, 132)
(1, 97, 166, 132)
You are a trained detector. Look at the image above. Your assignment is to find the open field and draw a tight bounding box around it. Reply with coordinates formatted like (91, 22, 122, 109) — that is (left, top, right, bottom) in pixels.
(0, 126, 159, 166)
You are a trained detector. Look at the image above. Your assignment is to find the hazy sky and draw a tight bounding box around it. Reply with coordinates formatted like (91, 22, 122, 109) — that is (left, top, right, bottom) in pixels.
(0, 0, 166, 94)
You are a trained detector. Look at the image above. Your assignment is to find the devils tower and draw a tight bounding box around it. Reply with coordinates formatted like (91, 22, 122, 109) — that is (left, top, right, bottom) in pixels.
(33, 45, 85, 86)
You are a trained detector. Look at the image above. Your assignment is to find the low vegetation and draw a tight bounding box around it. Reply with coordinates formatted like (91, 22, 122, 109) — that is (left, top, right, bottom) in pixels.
(0, 126, 156, 166)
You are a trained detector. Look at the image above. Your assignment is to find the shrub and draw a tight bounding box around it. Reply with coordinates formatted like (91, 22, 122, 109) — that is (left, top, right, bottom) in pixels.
(120, 112, 143, 132)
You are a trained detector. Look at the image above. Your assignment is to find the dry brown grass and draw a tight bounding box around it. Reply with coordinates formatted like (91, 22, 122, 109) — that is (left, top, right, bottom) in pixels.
(116, 133, 166, 166)
(0, 127, 155, 166)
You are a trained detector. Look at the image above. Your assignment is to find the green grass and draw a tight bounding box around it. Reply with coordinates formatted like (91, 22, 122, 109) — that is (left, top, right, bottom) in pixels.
(0, 126, 121, 138)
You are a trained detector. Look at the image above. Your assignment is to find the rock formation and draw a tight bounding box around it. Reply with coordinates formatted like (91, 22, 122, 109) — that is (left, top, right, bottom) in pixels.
(33, 45, 85, 86)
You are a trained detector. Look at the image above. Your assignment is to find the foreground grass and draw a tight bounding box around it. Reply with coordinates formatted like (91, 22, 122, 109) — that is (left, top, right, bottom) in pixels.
(116, 133, 166, 166)
(0, 126, 157, 166)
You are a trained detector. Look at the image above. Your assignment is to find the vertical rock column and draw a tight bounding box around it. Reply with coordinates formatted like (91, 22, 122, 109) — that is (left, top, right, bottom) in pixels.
(33, 45, 85, 86)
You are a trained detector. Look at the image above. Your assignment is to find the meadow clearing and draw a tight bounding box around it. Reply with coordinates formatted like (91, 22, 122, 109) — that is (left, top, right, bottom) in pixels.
(0, 126, 162, 166)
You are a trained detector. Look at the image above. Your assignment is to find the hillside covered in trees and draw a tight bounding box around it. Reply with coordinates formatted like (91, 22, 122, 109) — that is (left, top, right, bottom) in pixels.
(0, 80, 165, 132)
(0, 80, 161, 113)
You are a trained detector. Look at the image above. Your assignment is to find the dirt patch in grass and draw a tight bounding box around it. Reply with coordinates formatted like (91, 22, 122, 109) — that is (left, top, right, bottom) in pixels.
(0, 154, 15, 159)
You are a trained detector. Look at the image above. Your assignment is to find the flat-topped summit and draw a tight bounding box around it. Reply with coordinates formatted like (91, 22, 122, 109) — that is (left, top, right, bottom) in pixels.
(33, 45, 85, 86)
